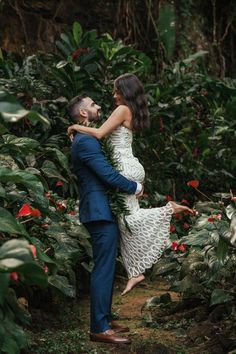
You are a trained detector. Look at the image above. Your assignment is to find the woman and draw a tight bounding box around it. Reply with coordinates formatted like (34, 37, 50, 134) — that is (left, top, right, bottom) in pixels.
(67, 73, 193, 295)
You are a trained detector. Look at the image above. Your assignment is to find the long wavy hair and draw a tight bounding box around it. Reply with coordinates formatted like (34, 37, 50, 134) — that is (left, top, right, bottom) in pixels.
(114, 73, 150, 131)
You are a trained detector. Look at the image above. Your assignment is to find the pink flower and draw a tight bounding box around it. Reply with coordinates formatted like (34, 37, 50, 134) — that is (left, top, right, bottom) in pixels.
(178, 244, 187, 252)
(44, 265, 49, 273)
(181, 199, 190, 206)
(56, 181, 64, 187)
(29, 245, 37, 258)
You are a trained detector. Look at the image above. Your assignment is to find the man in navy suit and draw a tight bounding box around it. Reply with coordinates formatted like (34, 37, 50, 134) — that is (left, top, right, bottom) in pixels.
(68, 95, 142, 344)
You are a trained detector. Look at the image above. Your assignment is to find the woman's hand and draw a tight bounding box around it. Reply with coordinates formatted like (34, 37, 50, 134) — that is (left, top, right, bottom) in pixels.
(67, 124, 81, 142)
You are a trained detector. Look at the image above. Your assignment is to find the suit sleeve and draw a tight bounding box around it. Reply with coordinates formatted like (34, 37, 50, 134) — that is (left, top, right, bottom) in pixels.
(75, 135, 137, 194)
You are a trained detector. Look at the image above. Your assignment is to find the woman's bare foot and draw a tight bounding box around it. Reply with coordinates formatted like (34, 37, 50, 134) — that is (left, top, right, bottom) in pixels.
(121, 274, 145, 296)
(169, 201, 194, 215)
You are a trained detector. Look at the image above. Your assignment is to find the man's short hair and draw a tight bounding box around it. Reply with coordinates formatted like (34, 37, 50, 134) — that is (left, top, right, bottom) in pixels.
(67, 93, 88, 121)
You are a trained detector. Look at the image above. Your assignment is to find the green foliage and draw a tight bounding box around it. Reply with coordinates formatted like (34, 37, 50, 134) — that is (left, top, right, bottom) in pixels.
(0, 20, 236, 352)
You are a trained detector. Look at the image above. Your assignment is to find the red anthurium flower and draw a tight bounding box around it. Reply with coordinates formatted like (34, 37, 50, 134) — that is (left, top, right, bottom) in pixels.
(29, 245, 37, 258)
(171, 241, 179, 250)
(181, 199, 190, 206)
(187, 180, 199, 188)
(17, 204, 41, 218)
(166, 195, 173, 201)
(178, 244, 187, 252)
(183, 222, 190, 230)
(56, 181, 64, 187)
(17, 204, 32, 218)
(30, 208, 41, 218)
(170, 224, 176, 233)
(208, 217, 216, 222)
(174, 213, 182, 220)
(10, 272, 19, 281)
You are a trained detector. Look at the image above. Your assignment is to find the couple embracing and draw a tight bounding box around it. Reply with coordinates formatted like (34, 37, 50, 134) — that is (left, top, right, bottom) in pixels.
(68, 73, 193, 344)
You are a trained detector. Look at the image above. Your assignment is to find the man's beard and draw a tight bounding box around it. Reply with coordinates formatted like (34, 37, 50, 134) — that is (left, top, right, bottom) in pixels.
(88, 110, 102, 122)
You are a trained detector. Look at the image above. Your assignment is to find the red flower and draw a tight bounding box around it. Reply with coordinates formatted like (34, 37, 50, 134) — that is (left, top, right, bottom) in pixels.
(187, 180, 200, 188)
(208, 217, 215, 222)
(72, 47, 90, 61)
(181, 199, 190, 206)
(29, 245, 37, 258)
(56, 202, 66, 211)
(178, 243, 187, 252)
(67, 211, 76, 215)
(232, 197, 236, 202)
(170, 224, 176, 233)
(10, 272, 19, 281)
(17, 204, 32, 218)
(30, 208, 41, 218)
(171, 241, 179, 250)
(174, 213, 182, 220)
(17, 204, 41, 218)
(183, 222, 190, 230)
(56, 181, 64, 187)
(166, 195, 173, 201)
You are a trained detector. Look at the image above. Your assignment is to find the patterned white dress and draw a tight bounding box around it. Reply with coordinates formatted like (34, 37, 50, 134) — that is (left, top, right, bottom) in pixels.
(109, 126, 173, 278)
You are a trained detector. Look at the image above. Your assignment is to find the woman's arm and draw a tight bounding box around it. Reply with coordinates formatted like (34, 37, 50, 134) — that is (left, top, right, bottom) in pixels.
(68, 105, 131, 140)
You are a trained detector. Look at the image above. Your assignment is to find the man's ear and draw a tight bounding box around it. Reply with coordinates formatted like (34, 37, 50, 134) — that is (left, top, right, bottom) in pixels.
(80, 108, 88, 118)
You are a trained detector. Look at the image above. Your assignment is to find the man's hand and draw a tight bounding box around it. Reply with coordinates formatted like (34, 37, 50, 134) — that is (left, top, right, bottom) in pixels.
(136, 183, 144, 198)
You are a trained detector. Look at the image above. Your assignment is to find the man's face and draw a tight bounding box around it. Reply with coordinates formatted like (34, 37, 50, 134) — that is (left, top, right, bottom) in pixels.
(80, 97, 101, 122)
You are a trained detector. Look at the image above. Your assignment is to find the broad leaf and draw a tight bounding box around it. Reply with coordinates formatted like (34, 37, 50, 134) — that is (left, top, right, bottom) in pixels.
(210, 289, 234, 306)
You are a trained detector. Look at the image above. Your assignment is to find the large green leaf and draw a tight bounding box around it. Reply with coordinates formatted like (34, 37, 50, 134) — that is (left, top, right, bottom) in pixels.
(0, 91, 49, 126)
(0, 167, 47, 207)
(18, 263, 48, 288)
(44, 147, 69, 170)
(2, 134, 39, 152)
(48, 274, 76, 298)
(0, 240, 32, 263)
(210, 289, 234, 306)
(0, 208, 28, 236)
(73, 22, 83, 45)
(0, 273, 9, 305)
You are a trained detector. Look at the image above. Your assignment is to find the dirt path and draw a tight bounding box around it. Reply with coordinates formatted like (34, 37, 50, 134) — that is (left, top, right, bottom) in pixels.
(82, 277, 187, 354)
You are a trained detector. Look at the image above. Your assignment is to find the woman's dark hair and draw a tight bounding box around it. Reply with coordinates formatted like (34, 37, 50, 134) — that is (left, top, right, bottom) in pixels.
(114, 73, 150, 131)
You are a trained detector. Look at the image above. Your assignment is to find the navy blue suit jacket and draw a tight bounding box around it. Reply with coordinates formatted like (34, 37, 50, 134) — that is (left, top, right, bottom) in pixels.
(71, 133, 137, 223)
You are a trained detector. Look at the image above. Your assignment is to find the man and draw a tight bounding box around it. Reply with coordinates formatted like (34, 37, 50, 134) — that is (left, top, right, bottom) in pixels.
(68, 94, 143, 344)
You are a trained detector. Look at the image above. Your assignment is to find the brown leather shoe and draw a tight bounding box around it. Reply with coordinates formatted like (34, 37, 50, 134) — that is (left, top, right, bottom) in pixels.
(90, 330, 131, 344)
(109, 321, 130, 333)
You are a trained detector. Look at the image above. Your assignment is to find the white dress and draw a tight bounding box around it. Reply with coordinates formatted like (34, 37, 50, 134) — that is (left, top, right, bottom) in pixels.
(109, 125, 173, 278)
